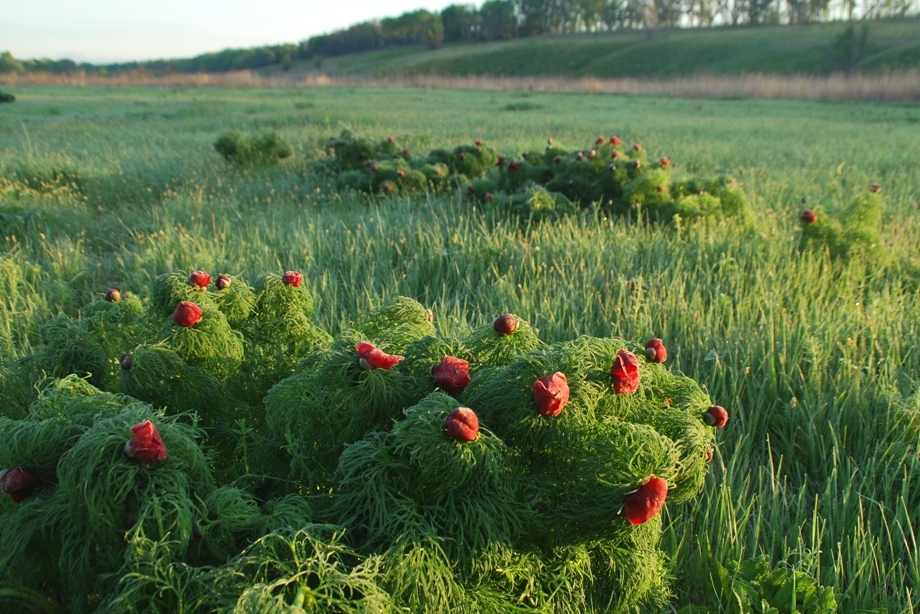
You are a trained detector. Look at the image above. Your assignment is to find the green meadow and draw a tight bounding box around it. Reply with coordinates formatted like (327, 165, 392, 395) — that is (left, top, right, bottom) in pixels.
(1, 85, 919, 612)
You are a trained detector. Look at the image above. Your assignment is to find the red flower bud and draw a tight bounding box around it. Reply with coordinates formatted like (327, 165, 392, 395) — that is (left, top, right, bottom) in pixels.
(403, 147, 410, 155)
(656, 185, 665, 193)
(533, 372, 570, 417)
(624, 476, 667, 525)
(554, 155, 562, 164)
(432, 355, 471, 396)
(610, 136, 621, 145)
(383, 182, 393, 193)
(475, 139, 483, 147)
(588, 149, 596, 159)
(356, 341, 403, 371)
(660, 156, 670, 167)
(188, 270, 211, 289)
(485, 192, 493, 202)
(120, 354, 133, 370)
(576, 152, 584, 161)
(497, 155, 505, 167)
(371, 163, 379, 172)
(1, 468, 39, 503)
(610, 349, 640, 394)
(124, 420, 168, 463)
(105, 288, 121, 302)
(704, 405, 729, 428)
(282, 271, 303, 287)
(596, 136, 606, 145)
(397, 169, 406, 178)
(611, 150, 620, 159)
(387, 136, 394, 143)
(644, 338, 667, 363)
(216, 274, 231, 290)
(434, 167, 441, 176)
(870, 182, 881, 193)
(799, 209, 816, 224)
(492, 314, 517, 336)
(632, 142, 643, 151)
(173, 301, 202, 327)
(467, 185, 475, 196)
(444, 407, 479, 442)
(705, 445, 714, 462)
(459, 153, 466, 161)
(633, 160, 641, 170)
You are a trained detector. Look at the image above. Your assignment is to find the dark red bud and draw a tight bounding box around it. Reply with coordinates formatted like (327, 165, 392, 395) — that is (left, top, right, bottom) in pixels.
(105, 288, 121, 302)
(282, 271, 304, 287)
(493, 314, 517, 336)
(431, 355, 471, 396)
(445, 407, 479, 442)
(172, 301, 202, 327)
(216, 274, 231, 290)
(188, 270, 210, 289)
(704, 405, 729, 428)
(799, 209, 816, 224)
(624, 476, 667, 525)
(644, 338, 667, 363)
(120, 354, 133, 370)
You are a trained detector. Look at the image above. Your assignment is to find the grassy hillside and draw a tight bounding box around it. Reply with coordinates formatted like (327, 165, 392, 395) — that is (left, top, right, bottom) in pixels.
(1, 86, 919, 612)
(312, 18, 920, 78)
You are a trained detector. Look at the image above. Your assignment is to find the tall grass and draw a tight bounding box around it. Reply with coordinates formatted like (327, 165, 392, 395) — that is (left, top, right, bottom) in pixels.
(0, 86, 918, 611)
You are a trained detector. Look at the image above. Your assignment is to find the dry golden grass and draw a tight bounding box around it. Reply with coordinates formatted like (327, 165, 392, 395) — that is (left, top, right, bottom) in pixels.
(3, 68, 919, 102)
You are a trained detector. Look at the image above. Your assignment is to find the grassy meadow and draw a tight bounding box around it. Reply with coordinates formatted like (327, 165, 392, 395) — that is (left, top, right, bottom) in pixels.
(1, 85, 919, 612)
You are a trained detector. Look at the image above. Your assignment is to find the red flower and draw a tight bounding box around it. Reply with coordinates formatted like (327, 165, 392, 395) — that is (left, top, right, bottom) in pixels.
(173, 301, 202, 327)
(492, 314, 517, 336)
(799, 209, 816, 224)
(120, 354, 133, 370)
(632, 142, 643, 151)
(609, 136, 621, 145)
(496, 155, 505, 167)
(216, 274, 231, 290)
(124, 421, 168, 463)
(432, 356, 471, 396)
(397, 169, 406, 178)
(624, 476, 668, 525)
(485, 192, 493, 202)
(704, 405, 729, 428)
(596, 136, 606, 145)
(533, 372, 570, 417)
(0, 468, 39, 503)
(660, 157, 671, 167)
(105, 288, 121, 302)
(188, 270, 211, 289)
(610, 349, 640, 394)
(644, 338, 667, 363)
(282, 271, 303, 287)
(444, 407, 479, 442)
(356, 341, 403, 371)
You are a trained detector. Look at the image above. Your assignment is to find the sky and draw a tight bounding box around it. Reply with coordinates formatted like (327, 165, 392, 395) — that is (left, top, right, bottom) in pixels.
(2, 0, 465, 64)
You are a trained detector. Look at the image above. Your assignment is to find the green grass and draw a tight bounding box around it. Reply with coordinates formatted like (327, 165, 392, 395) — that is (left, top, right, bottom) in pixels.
(1, 85, 919, 612)
(311, 17, 920, 78)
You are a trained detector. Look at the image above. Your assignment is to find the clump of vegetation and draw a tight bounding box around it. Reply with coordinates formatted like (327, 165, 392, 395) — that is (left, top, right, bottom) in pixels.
(0, 273, 726, 612)
(321, 131, 752, 223)
(797, 182, 884, 261)
(213, 129, 293, 165)
(0, 92, 14, 104)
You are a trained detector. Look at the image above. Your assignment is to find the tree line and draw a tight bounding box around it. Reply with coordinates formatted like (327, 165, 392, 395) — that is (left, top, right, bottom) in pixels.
(0, 0, 915, 75)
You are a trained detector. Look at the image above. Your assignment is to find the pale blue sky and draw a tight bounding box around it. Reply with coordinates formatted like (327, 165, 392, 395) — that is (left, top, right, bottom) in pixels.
(2, 0, 463, 64)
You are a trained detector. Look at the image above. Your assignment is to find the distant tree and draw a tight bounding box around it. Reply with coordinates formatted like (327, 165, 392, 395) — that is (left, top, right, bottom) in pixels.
(441, 4, 479, 41)
(0, 51, 25, 74)
(479, 0, 519, 40)
(831, 22, 869, 72)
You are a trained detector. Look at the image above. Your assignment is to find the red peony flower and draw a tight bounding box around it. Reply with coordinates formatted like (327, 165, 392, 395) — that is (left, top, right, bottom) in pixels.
(624, 476, 668, 525)
(485, 192, 493, 202)
(120, 354, 133, 370)
(632, 142, 643, 151)
(493, 314, 517, 336)
(644, 338, 667, 363)
(444, 407, 479, 442)
(799, 209, 816, 224)
(188, 270, 211, 289)
(660, 156, 671, 167)
(216, 274, 231, 290)
(0, 468, 39, 503)
(496, 155, 505, 167)
(610, 349, 640, 394)
(432, 355, 471, 396)
(173, 301, 202, 327)
(533, 372, 570, 417)
(105, 288, 121, 302)
(610, 136, 621, 145)
(596, 136, 606, 145)
(124, 421, 168, 463)
(282, 271, 304, 287)
(356, 341, 403, 371)
(704, 405, 729, 428)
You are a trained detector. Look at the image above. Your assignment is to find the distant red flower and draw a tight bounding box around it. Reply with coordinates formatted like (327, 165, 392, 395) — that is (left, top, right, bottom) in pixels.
(533, 372, 570, 417)
(105, 288, 121, 302)
(124, 420, 168, 463)
(632, 142, 643, 151)
(444, 407, 479, 442)
(356, 341, 403, 371)
(188, 270, 211, 289)
(216, 274, 231, 290)
(432, 356, 471, 396)
(173, 301, 202, 327)
(624, 476, 667, 525)
(0, 468, 39, 503)
(799, 209, 816, 224)
(644, 338, 667, 363)
(282, 271, 303, 287)
(596, 136, 606, 145)
(610, 136, 621, 145)
(704, 405, 729, 428)
(610, 349, 640, 394)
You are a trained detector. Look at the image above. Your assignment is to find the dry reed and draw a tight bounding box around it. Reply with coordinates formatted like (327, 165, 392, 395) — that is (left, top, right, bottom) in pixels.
(2, 68, 919, 102)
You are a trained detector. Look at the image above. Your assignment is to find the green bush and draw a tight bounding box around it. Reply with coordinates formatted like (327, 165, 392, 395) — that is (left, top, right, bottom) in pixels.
(213, 129, 293, 165)
(0, 92, 14, 103)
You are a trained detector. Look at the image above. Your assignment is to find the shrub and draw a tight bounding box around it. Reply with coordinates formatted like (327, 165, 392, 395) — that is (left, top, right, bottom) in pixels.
(213, 129, 293, 165)
(0, 92, 14, 103)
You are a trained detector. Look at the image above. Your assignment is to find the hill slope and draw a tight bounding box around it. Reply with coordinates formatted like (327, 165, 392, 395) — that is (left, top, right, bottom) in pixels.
(310, 18, 920, 78)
